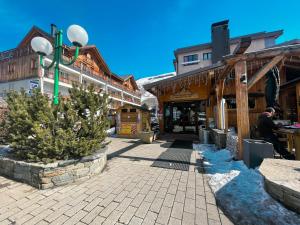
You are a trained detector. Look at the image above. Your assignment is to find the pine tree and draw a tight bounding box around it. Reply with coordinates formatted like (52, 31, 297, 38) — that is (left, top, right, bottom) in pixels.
(3, 85, 109, 162)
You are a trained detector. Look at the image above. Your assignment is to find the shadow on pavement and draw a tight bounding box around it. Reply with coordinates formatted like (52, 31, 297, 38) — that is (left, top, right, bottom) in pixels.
(107, 140, 141, 160)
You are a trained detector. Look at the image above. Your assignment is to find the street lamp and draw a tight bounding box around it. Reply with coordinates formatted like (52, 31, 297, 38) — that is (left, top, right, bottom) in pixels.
(31, 24, 88, 105)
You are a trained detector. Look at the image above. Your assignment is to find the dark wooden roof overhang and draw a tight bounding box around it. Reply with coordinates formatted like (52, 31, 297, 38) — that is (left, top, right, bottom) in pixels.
(145, 43, 300, 97)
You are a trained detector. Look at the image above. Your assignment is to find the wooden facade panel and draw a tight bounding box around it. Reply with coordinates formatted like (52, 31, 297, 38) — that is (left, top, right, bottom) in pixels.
(0, 54, 38, 82)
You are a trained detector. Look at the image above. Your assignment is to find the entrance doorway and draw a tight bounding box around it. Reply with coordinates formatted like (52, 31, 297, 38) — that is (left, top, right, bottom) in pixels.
(164, 101, 206, 134)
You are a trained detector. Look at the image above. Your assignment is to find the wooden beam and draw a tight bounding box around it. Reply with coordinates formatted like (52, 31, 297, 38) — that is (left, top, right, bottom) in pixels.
(235, 60, 250, 160)
(219, 38, 252, 80)
(247, 55, 284, 90)
(232, 37, 252, 55)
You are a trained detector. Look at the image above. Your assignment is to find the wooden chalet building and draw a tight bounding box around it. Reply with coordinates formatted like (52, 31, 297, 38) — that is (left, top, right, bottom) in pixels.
(144, 20, 300, 159)
(0, 25, 141, 112)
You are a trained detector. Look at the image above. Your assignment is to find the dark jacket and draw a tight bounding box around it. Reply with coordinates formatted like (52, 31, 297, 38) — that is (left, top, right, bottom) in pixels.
(257, 112, 277, 138)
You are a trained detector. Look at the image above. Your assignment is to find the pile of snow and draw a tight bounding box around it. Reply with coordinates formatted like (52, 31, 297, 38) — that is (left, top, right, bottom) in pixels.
(136, 72, 175, 104)
(106, 127, 116, 136)
(194, 144, 300, 225)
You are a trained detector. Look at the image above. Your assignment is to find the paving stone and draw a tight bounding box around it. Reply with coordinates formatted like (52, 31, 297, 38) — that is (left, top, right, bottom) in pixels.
(150, 198, 164, 213)
(102, 210, 123, 225)
(184, 198, 195, 214)
(49, 214, 70, 225)
(206, 204, 220, 222)
(119, 206, 138, 224)
(84, 197, 103, 212)
(157, 187, 168, 199)
(45, 204, 72, 223)
(35, 219, 50, 225)
(167, 185, 178, 195)
(182, 212, 195, 225)
(81, 206, 104, 224)
(168, 217, 182, 225)
(129, 216, 143, 225)
(64, 201, 88, 217)
(144, 191, 157, 203)
(99, 193, 116, 207)
(90, 215, 106, 225)
(186, 187, 196, 199)
(115, 190, 130, 202)
(117, 197, 133, 212)
(25, 209, 53, 225)
(135, 201, 151, 219)
(220, 214, 234, 225)
(156, 206, 172, 225)
(128, 187, 141, 199)
(163, 194, 175, 208)
(175, 190, 185, 203)
(195, 207, 208, 225)
(140, 184, 152, 195)
(142, 211, 158, 225)
(171, 202, 184, 220)
(131, 193, 146, 207)
(196, 186, 205, 196)
(208, 219, 222, 225)
(196, 195, 206, 210)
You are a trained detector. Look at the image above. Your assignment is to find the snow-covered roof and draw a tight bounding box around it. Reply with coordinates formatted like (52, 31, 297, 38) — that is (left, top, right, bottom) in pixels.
(137, 72, 176, 102)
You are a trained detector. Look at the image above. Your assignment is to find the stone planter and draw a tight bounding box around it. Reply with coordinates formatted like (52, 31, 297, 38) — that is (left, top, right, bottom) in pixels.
(140, 131, 154, 144)
(243, 139, 273, 169)
(211, 129, 227, 149)
(0, 146, 107, 189)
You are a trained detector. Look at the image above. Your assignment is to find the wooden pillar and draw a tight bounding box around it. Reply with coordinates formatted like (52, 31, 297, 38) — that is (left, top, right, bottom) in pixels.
(215, 79, 226, 130)
(215, 80, 222, 129)
(296, 83, 300, 123)
(235, 60, 250, 160)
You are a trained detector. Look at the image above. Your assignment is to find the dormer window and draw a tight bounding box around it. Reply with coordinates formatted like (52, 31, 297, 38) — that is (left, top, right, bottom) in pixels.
(203, 52, 212, 61)
(182, 54, 199, 66)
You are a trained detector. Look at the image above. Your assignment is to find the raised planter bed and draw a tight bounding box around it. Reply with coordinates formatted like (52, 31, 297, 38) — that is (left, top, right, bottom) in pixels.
(259, 159, 300, 214)
(0, 146, 107, 189)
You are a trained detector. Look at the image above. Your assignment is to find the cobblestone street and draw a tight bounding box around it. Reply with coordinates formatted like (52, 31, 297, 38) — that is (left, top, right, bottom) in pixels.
(0, 138, 233, 225)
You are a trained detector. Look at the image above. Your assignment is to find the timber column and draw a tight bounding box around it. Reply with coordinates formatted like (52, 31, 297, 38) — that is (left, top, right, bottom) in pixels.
(235, 60, 250, 159)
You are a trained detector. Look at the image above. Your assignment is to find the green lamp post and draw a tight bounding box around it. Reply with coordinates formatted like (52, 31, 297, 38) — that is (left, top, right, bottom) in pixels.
(31, 24, 88, 105)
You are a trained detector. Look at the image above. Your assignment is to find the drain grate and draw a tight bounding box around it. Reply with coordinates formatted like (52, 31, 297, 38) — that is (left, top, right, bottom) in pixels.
(151, 140, 193, 171)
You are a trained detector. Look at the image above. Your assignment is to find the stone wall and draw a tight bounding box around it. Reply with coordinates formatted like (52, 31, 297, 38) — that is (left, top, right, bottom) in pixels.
(0, 147, 107, 189)
(259, 159, 300, 214)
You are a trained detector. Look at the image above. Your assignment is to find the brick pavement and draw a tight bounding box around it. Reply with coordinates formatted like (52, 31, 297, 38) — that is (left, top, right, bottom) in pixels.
(0, 138, 233, 225)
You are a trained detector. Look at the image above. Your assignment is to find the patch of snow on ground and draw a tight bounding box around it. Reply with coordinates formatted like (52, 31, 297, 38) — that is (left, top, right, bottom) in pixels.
(194, 144, 300, 225)
(106, 127, 116, 136)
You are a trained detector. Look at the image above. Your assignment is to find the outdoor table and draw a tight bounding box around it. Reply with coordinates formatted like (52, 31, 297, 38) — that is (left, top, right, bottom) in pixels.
(274, 128, 300, 160)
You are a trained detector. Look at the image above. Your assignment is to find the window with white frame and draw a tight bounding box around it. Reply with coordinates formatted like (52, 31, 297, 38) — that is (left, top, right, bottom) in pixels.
(183, 54, 199, 65)
(203, 52, 212, 61)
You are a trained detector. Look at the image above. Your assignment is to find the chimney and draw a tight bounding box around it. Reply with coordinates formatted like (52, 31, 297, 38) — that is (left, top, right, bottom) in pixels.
(211, 20, 230, 64)
(50, 24, 57, 37)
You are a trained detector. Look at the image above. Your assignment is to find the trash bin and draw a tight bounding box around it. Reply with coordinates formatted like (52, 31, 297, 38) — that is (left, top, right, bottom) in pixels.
(243, 139, 274, 169)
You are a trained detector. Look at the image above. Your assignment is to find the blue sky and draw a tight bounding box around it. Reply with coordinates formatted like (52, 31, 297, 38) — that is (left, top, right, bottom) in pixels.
(0, 0, 299, 79)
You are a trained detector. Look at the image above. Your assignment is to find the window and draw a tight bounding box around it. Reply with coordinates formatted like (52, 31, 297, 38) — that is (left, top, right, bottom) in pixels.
(183, 54, 198, 63)
(226, 97, 256, 109)
(203, 52, 212, 61)
(130, 109, 136, 112)
(121, 109, 128, 113)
